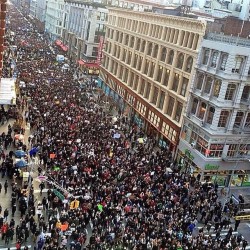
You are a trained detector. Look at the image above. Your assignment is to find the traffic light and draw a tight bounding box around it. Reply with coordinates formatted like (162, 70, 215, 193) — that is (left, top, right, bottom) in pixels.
(70, 199, 79, 209)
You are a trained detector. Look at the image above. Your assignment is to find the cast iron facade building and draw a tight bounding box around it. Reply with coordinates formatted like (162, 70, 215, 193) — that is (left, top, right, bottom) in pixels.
(99, 8, 206, 150)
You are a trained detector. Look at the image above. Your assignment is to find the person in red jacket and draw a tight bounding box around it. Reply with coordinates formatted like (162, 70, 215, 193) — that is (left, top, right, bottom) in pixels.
(1, 222, 8, 240)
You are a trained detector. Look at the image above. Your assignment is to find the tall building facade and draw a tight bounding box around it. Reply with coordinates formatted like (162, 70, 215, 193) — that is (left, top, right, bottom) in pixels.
(178, 33, 250, 187)
(62, 0, 107, 74)
(45, 0, 65, 40)
(99, 8, 206, 150)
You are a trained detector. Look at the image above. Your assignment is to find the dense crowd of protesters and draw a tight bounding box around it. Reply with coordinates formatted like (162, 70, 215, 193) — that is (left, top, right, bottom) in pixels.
(0, 3, 248, 250)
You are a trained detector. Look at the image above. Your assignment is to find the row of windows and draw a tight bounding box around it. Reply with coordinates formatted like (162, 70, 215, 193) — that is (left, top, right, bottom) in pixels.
(105, 35, 194, 74)
(201, 48, 246, 74)
(195, 72, 238, 101)
(107, 23, 199, 50)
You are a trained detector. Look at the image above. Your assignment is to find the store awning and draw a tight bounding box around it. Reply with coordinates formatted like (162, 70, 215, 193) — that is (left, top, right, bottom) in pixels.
(78, 60, 99, 68)
(0, 78, 17, 105)
(55, 40, 62, 46)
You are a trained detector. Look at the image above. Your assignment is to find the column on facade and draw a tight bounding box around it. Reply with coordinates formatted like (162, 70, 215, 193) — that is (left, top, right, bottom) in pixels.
(165, 27, 171, 42)
(169, 28, 175, 43)
(171, 98, 178, 120)
(210, 108, 221, 130)
(127, 69, 133, 87)
(148, 81, 154, 103)
(163, 92, 170, 114)
(217, 80, 228, 103)
(192, 34, 199, 50)
(148, 23, 153, 36)
(177, 30, 185, 46)
(227, 110, 238, 131)
(137, 76, 143, 94)
(161, 26, 167, 41)
(173, 29, 179, 44)
(235, 82, 245, 105)
(176, 75, 183, 96)
(182, 31, 189, 47)
(187, 32, 194, 49)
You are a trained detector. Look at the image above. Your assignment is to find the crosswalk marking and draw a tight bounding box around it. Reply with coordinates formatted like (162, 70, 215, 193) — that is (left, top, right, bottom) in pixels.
(0, 245, 31, 250)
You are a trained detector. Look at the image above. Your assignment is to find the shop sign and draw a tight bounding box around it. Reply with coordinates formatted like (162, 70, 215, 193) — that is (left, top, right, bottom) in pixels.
(204, 164, 219, 170)
(53, 189, 65, 201)
(184, 149, 194, 160)
(242, 182, 250, 187)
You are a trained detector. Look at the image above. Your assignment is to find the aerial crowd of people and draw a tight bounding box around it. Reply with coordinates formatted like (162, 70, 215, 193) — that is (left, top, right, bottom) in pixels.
(0, 3, 248, 250)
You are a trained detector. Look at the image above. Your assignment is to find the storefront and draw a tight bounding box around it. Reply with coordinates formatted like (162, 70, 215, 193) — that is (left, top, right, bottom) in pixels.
(178, 138, 250, 187)
(78, 60, 99, 75)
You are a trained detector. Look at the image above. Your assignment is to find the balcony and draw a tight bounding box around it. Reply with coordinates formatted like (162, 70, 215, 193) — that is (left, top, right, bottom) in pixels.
(205, 33, 250, 48)
(233, 124, 250, 134)
(222, 154, 250, 162)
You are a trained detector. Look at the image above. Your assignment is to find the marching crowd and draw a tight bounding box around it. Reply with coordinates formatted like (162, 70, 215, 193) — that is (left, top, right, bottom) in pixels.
(0, 3, 248, 250)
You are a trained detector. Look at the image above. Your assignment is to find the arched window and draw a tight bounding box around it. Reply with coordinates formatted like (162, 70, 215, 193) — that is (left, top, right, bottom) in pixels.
(213, 79, 221, 98)
(153, 44, 158, 58)
(161, 47, 167, 62)
(125, 34, 129, 45)
(191, 98, 198, 114)
(204, 77, 213, 94)
(207, 107, 215, 124)
(136, 38, 141, 50)
(147, 42, 153, 56)
(167, 50, 174, 64)
(211, 51, 219, 68)
(185, 56, 193, 73)
(198, 102, 207, 119)
(225, 83, 236, 100)
(176, 53, 184, 69)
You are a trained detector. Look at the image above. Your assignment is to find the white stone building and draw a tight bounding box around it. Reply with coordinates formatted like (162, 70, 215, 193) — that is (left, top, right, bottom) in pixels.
(45, 0, 65, 40)
(178, 33, 250, 187)
(62, 0, 108, 74)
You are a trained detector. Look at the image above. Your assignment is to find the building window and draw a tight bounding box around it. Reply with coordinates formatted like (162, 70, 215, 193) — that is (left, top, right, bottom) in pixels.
(125, 34, 129, 45)
(180, 77, 188, 97)
(191, 98, 198, 114)
(204, 77, 213, 94)
(174, 102, 183, 122)
(172, 73, 179, 92)
(220, 54, 228, 71)
(151, 86, 159, 104)
(144, 59, 150, 74)
(197, 102, 207, 120)
(158, 91, 165, 110)
(202, 48, 210, 65)
(153, 44, 158, 58)
(140, 40, 146, 52)
(210, 51, 218, 68)
(244, 113, 250, 128)
(157, 66, 163, 83)
(162, 69, 170, 87)
(218, 110, 230, 127)
(234, 111, 244, 128)
(147, 42, 153, 56)
(225, 83, 236, 100)
(167, 50, 174, 64)
(176, 53, 184, 69)
(232, 56, 244, 73)
(208, 144, 224, 158)
(136, 38, 141, 50)
(161, 47, 167, 62)
(166, 96, 174, 116)
(149, 63, 155, 78)
(241, 85, 250, 101)
(130, 36, 135, 48)
(213, 79, 221, 98)
(196, 73, 204, 90)
(139, 79, 145, 95)
(185, 56, 193, 73)
(144, 82, 151, 99)
(206, 106, 215, 124)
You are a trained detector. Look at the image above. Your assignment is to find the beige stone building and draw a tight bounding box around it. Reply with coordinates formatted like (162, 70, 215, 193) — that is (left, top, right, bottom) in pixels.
(99, 8, 206, 150)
